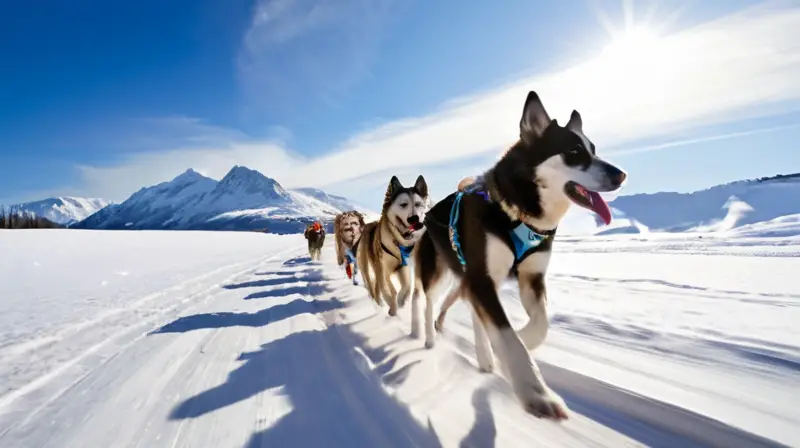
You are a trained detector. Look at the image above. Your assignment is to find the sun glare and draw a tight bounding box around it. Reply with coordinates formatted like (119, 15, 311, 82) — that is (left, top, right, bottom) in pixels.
(600, 26, 660, 63)
(584, 24, 678, 108)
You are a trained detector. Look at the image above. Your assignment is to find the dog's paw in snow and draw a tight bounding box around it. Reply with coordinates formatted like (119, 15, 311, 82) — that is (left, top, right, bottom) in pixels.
(434, 313, 445, 331)
(476, 354, 494, 373)
(518, 387, 569, 421)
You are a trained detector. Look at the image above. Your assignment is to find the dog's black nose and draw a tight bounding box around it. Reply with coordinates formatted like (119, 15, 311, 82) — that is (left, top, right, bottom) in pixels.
(608, 166, 627, 186)
(408, 215, 419, 225)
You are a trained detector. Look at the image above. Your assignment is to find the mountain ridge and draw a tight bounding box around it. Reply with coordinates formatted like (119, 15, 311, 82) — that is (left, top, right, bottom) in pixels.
(562, 172, 800, 235)
(4, 197, 112, 226)
(72, 166, 372, 233)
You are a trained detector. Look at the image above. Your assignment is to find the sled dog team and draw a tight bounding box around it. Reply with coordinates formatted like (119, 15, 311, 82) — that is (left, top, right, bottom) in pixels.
(328, 91, 627, 421)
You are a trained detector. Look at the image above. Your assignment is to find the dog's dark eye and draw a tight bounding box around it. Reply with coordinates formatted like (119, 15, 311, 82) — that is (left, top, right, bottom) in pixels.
(414, 202, 423, 208)
(399, 203, 409, 209)
(566, 145, 582, 155)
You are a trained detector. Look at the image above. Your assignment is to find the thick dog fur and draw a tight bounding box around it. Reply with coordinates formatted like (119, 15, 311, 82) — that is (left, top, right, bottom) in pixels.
(303, 224, 326, 261)
(354, 175, 429, 317)
(334, 210, 366, 284)
(410, 90, 627, 420)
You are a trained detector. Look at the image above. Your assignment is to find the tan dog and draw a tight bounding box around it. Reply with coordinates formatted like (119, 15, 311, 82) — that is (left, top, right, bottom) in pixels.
(334, 210, 366, 285)
(354, 175, 429, 316)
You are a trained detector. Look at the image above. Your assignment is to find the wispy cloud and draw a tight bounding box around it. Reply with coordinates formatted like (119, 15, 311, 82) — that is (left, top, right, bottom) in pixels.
(607, 123, 800, 157)
(279, 1, 800, 187)
(237, 0, 393, 115)
(30, 1, 800, 204)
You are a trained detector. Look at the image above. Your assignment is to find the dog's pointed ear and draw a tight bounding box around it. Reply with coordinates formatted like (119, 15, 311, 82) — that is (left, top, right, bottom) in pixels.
(413, 175, 428, 197)
(389, 175, 404, 194)
(566, 109, 583, 133)
(519, 91, 551, 142)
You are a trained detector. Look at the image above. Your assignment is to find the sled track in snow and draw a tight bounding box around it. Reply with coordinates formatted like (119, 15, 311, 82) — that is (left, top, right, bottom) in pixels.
(0, 245, 794, 447)
(0, 245, 304, 437)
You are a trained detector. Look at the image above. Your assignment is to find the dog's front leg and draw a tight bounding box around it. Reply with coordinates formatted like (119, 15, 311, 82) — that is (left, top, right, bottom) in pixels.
(409, 284, 423, 339)
(516, 273, 550, 351)
(515, 253, 552, 351)
(351, 262, 359, 285)
(381, 269, 399, 316)
(417, 274, 450, 346)
(468, 275, 568, 420)
(395, 265, 412, 313)
(470, 305, 494, 372)
(434, 282, 462, 333)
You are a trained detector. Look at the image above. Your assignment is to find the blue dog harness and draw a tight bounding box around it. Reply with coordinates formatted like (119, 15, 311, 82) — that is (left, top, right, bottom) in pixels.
(381, 242, 413, 267)
(345, 248, 357, 265)
(448, 179, 551, 270)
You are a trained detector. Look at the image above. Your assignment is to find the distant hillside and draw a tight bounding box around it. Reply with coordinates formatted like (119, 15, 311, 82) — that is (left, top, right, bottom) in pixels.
(1, 207, 64, 229)
(5, 197, 111, 226)
(73, 166, 374, 233)
(608, 173, 800, 233)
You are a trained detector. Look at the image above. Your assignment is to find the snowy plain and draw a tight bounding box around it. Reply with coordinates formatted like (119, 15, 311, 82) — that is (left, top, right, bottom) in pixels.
(0, 228, 797, 447)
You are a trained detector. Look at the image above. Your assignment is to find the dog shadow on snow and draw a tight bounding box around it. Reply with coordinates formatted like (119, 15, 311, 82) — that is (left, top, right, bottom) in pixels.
(224, 257, 327, 300)
(282, 255, 312, 267)
(223, 267, 329, 301)
(161, 255, 442, 447)
(148, 297, 341, 334)
(150, 268, 332, 335)
(167, 310, 444, 447)
(223, 270, 325, 291)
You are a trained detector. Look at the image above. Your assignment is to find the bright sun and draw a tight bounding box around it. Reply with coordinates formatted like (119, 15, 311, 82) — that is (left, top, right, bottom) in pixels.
(586, 25, 674, 104)
(600, 26, 661, 64)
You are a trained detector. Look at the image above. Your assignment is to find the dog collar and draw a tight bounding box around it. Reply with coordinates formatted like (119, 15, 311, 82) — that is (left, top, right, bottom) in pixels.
(398, 244, 413, 266)
(466, 175, 556, 236)
(381, 242, 414, 266)
(344, 247, 356, 264)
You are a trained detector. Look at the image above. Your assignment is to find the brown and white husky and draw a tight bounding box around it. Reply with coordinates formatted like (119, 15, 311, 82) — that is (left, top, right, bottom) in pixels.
(353, 175, 429, 316)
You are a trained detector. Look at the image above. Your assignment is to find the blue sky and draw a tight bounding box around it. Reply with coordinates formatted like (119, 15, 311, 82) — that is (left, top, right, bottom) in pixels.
(1, 0, 799, 210)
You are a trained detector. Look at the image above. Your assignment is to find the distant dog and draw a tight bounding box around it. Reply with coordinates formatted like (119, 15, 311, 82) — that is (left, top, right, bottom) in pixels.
(410, 91, 627, 420)
(354, 175, 429, 316)
(334, 210, 366, 285)
(304, 221, 326, 261)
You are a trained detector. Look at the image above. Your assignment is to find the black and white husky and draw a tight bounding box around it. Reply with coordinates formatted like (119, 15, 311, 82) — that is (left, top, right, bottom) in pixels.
(408, 91, 627, 420)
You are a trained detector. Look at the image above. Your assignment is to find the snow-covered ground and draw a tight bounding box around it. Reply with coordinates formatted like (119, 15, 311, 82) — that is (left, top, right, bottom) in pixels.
(0, 229, 797, 447)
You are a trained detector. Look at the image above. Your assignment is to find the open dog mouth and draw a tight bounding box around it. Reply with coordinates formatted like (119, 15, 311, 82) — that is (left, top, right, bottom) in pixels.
(395, 217, 423, 239)
(564, 181, 612, 225)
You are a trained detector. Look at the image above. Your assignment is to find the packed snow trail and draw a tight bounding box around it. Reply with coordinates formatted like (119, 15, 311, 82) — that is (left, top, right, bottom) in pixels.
(0, 232, 790, 447)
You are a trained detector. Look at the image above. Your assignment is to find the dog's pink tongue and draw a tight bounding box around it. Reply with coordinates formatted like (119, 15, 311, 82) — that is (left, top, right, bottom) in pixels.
(589, 191, 612, 225)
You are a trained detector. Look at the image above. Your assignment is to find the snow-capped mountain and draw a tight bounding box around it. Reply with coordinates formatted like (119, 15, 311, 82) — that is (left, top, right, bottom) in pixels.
(609, 173, 800, 233)
(74, 166, 373, 233)
(6, 197, 111, 226)
(557, 173, 800, 235)
(290, 187, 364, 212)
(76, 168, 217, 230)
